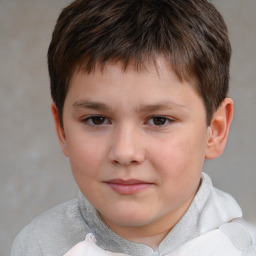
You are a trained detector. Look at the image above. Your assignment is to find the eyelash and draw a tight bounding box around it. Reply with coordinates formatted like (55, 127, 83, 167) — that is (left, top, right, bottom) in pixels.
(147, 116, 174, 126)
(81, 115, 174, 127)
(82, 115, 110, 126)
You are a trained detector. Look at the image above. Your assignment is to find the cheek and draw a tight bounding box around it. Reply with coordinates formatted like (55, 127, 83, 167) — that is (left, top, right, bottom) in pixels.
(66, 135, 105, 179)
(149, 133, 205, 181)
(67, 139, 105, 200)
(150, 136, 204, 206)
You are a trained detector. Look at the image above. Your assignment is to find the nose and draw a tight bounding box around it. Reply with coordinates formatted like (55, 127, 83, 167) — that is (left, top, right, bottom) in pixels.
(108, 125, 146, 166)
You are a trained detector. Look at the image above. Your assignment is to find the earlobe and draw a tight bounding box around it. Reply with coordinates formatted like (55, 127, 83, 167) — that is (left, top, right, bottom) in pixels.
(51, 103, 69, 157)
(205, 98, 233, 159)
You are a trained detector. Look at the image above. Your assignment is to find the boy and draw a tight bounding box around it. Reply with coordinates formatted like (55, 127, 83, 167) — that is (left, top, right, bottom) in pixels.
(12, 0, 256, 255)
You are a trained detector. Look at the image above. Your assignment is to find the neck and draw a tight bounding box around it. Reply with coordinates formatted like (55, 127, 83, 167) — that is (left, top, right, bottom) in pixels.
(100, 196, 194, 250)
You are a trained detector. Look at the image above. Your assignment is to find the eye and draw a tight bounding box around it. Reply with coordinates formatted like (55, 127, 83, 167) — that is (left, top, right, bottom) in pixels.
(147, 116, 172, 126)
(83, 115, 109, 126)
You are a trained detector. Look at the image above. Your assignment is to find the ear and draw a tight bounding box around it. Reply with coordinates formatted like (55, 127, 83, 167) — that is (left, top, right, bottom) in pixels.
(51, 102, 69, 157)
(205, 98, 233, 159)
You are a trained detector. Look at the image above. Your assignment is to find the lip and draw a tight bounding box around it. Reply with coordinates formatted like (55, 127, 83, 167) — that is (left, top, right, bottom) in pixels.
(105, 179, 153, 195)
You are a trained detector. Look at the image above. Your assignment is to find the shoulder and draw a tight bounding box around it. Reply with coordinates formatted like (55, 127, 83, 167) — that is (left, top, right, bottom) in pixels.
(172, 220, 256, 256)
(219, 218, 256, 254)
(11, 199, 90, 256)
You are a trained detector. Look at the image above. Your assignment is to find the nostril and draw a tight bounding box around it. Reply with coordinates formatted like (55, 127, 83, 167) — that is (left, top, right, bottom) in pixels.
(108, 133, 145, 165)
(112, 159, 120, 165)
(111, 159, 142, 166)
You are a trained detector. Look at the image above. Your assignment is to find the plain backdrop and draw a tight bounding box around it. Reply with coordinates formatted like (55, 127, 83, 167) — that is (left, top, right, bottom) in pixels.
(0, 0, 255, 255)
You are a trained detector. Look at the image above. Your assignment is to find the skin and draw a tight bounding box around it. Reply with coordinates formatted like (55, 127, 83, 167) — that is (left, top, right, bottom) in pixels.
(52, 58, 233, 249)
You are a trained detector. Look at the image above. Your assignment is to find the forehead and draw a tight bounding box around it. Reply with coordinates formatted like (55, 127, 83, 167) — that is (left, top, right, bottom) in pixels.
(75, 56, 196, 87)
(71, 57, 200, 102)
(76, 53, 195, 80)
(67, 58, 205, 114)
(73, 58, 177, 89)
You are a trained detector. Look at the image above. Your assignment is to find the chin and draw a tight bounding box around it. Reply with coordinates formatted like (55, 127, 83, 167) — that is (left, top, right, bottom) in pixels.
(103, 210, 156, 227)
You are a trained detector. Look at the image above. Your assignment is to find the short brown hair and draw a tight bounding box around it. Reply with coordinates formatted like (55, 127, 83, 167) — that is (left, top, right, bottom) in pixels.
(48, 0, 231, 126)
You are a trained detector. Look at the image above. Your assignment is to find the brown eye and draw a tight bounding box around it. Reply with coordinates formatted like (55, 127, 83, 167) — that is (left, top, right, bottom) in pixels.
(148, 116, 171, 126)
(152, 116, 167, 125)
(84, 116, 108, 126)
(91, 116, 106, 125)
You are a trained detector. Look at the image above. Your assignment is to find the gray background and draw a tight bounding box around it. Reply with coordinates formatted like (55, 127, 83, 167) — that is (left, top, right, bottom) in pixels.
(0, 0, 255, 255)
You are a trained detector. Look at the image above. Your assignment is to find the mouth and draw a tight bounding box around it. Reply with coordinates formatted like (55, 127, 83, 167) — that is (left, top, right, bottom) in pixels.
(104, 179, 153, 195)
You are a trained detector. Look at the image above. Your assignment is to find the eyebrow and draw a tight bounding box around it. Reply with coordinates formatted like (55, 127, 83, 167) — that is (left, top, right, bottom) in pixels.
(73, 100, 110, 111)
(73, 99, 187, 113)
(136, 101, 187, 113)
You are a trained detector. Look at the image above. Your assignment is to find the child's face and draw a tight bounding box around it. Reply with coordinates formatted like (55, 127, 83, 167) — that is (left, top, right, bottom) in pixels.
(57, 58, 212, 236)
